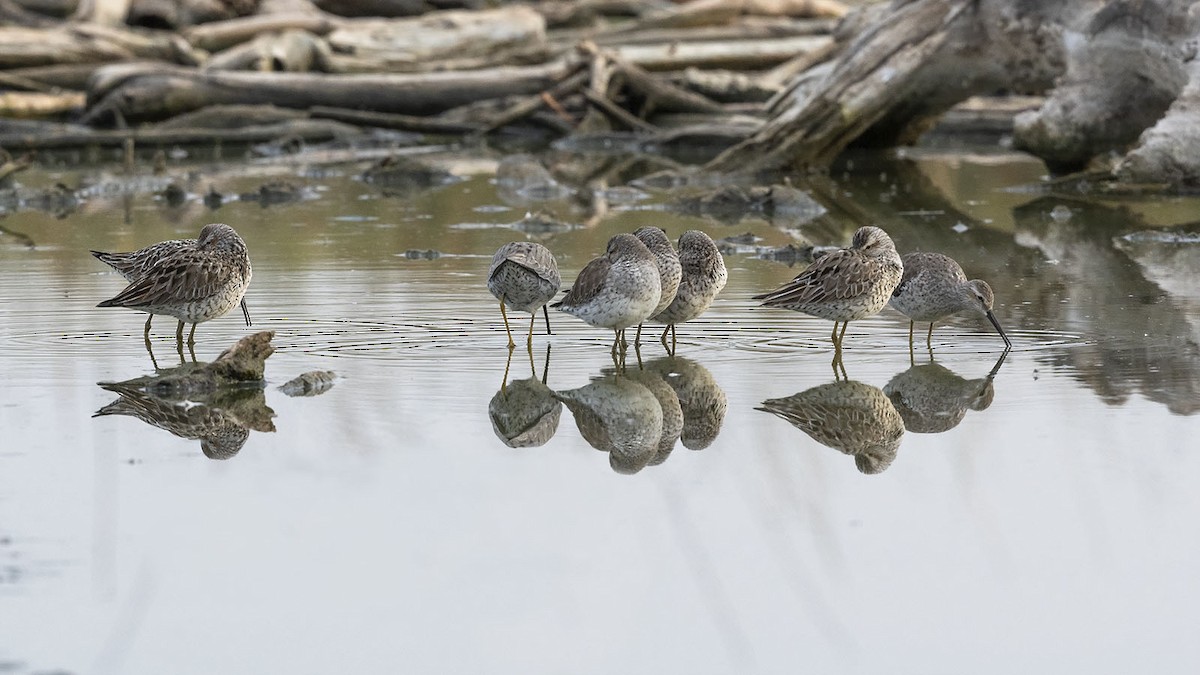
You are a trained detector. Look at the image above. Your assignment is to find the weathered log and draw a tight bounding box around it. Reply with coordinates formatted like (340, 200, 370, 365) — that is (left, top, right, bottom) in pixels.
(705, 0, 1069, 172)
(9, 0, 77, 17)
(0, 63, 103, 90)
(474, 67, 588, 134)
(183, 11, 340, 52)
(705, 0, 1200, 188)
(325, 6, 545, 67)
(1012, 0, 1192, 173)
(610, 34, 829, 71)
(0, 0, 58, 25)
(72, 0, 132, 26)
(563, 16, 836, 48)
(309, 105, 482, 134)
(0, 91, 85, 118)
(1114, 55, 1200, 187)
(0, 24, 199, 68)
(313, 0, 430, 17)
(205, 28, 323, 71)
(588, 46, 726, 114)
(82, 58, 580, 123)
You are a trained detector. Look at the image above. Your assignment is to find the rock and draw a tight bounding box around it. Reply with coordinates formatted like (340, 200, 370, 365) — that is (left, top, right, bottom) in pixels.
(278, 370, 338, 397)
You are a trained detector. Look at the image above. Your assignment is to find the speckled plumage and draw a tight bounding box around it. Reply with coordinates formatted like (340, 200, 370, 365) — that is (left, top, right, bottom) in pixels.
(883, 352, 1005, 434)
(488, 241, 561, 347)
(633, 227, 682, 318)
(759, 379, 904, 475)
(645, 356, 727, 451)
(93, 383, 268, 460)
(754, 225, 902, 350)
(555, 375, 664, 475)
(650, 230, 727, 353)
(489, 376, 562, 448)
(889, 251, 1011, 349)
(94, 223, 252, 345)
(552, 233, 661, 362)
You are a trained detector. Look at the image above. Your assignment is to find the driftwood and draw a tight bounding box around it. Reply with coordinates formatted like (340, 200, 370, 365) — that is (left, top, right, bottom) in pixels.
(0, 90, 85, 117)
(706, 0, 1200, 189)
(0, 23, 199, 68)
(326, 6, 545, 67)
(82, 58, 581, 123)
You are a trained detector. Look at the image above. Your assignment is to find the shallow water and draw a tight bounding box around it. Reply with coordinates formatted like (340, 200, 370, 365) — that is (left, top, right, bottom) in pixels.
(2, 144, 1200, 674)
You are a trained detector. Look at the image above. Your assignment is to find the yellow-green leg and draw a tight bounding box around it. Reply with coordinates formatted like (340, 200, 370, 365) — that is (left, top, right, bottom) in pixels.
(634, 323, 643, 347)
(187, 323, 198, 347)
(526, 311, 537, 350)
(499, 300, 515, 348)
(500, 346, 514, 396)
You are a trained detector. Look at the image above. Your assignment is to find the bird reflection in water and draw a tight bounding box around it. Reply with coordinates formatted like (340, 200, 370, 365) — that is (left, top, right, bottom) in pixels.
(884, 350, 1008, 434)
(94, 380, 275, 460)
(489, 345, 562, 448)
(643, 356, 728, 454)
(557, 356, 727, 473)
(759, 375, 904, 475)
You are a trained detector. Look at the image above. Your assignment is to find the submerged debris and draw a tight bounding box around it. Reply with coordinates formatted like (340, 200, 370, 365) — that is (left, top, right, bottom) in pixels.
(278, 371, 338, 397)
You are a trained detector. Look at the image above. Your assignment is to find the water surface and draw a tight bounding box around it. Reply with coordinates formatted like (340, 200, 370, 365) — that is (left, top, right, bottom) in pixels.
(1, 144, 1199, 674)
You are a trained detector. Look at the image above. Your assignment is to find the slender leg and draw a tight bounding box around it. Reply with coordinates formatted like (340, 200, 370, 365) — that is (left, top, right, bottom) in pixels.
(670, 324, 677, 356)
(830, 321, 839, 347)
(908, 320, 916, 365)
(241, 298, 252, 327)
(188, 339, 197, 363)
(525, 336, 536, 376)
(837, 321, 848, 347)
(659, 325, 670, 351)
(633, 333, 643, 369)
(542, 304, 552, 335)
(611, 330, 620, 362)
(144, 335, 159, 370)
(187, 323, 197, 347)
(540, 343, 551, 385)
(926, 322, 934, 350)
(620, 328, 628, 354)
(143, 315, 154, 359)
(499, 301, 515, 348)
(526, 312, 536, 350)
(174, 322, 185, 364)
(634, 323, 643, 348)
(500, 346, 514, 396)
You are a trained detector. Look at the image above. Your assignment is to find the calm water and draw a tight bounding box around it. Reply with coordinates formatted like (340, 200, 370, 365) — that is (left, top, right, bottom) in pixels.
(2, 144, 1199, 674)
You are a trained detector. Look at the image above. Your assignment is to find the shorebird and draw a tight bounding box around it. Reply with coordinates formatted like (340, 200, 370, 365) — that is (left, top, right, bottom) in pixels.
(556, 374, 664, 474)
(889, 251, 1012, 350)
(94, 223, 252, 347)
(487, 241, 561, 349)
(552, 233, 661, 364)
(650, 230, 727, 355)
(759, 379, 905, 474)
(754, 225, 903, 354)
(632, 226, 681, 347)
